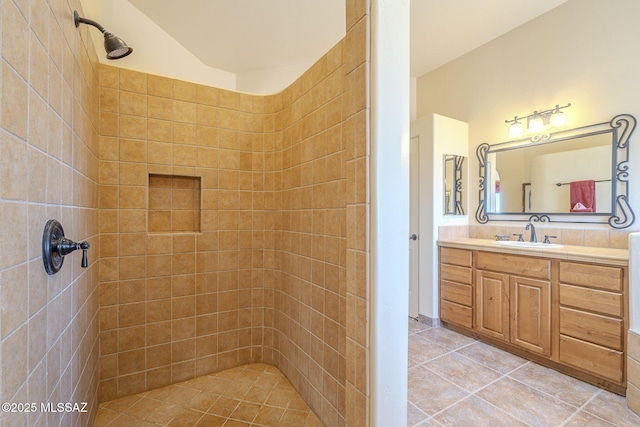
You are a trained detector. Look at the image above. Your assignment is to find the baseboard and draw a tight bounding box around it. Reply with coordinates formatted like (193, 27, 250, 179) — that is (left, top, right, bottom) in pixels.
(417, 314, 441, 328)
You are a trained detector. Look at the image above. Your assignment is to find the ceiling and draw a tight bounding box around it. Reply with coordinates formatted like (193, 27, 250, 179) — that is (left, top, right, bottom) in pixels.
(127, 0, 568, 79)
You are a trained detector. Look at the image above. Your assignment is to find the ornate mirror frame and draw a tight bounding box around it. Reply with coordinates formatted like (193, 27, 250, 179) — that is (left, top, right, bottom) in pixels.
(476, 113, 636, 228)
(444, 154, 466, 215)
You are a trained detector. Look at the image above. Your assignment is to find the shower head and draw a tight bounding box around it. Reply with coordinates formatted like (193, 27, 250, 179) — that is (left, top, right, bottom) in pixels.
(74, 10, 133, 60)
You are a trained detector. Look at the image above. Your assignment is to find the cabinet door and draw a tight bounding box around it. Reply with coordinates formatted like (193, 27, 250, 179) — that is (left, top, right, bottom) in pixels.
(510, 276, 551, 356)
(476, 270, 510, 341)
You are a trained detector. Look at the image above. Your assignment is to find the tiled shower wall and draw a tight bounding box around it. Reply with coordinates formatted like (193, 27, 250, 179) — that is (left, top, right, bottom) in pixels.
(0, 1, 101, 426)
(268, 40, 348, 425)
(98, 67, 269, 400)
(97, 2, 370, 427)
(268, 3, 370, 425)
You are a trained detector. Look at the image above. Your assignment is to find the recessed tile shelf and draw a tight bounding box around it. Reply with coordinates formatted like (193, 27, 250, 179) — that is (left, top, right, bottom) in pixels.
(148, 174, 201, 233)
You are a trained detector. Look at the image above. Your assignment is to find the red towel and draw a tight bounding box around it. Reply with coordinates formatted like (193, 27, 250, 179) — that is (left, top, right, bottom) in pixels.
(569, 180, 595, 212)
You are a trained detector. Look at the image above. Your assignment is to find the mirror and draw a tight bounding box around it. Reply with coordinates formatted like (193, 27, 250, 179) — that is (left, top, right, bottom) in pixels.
(476, 114, 636, 228)
(444, 154, 466, 215)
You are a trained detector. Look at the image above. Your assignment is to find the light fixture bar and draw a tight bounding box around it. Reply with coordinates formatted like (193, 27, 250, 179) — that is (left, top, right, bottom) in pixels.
(505, 103, 571, 137)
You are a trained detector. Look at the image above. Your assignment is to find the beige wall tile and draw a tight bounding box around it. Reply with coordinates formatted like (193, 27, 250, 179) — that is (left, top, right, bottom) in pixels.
(96, 27, 359, 426)
(148, 74, 173, 98)
(120, 69, 148, 94)
(2, 63, 28, 139)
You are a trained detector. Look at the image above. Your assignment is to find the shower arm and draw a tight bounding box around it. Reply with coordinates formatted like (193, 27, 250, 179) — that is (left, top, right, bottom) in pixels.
(74, 11, 108, 34)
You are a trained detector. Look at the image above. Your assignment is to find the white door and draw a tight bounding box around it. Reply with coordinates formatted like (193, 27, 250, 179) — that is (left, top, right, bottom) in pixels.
(409, 136, 420, 319)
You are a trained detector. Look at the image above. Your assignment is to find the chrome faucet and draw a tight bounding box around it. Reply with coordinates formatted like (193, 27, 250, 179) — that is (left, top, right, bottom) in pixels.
(525, 223, 537, 243)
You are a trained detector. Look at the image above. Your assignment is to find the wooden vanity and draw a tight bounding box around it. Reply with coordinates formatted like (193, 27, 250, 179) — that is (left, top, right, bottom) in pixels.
(438, 239, 629, 395)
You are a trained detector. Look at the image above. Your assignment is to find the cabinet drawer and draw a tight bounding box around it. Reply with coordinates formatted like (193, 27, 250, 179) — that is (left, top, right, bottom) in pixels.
(441, 280, 472, 306)
(441, 264, 472, 285)
(559, 307, 623, 351)
(440, 248, 472, 267)
(441, 300, 472, 328)
(559, 284, 623, 318)
(560, 262, 622, 292)
(477, 251, 549, 279)
(559, 334, 624, 383)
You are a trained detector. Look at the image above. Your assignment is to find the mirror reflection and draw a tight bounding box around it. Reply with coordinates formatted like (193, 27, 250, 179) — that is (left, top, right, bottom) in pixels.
(444, 154, 465, 215)
(486, 134, 612, 214)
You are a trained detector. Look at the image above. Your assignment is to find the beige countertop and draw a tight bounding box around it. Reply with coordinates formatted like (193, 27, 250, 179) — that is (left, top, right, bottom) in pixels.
(437, 238, 628, 266)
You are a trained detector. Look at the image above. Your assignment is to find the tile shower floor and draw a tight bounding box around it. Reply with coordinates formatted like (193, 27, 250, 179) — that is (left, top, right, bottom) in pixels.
(93, 363, 323, 426)
(408, 318, 640, 426)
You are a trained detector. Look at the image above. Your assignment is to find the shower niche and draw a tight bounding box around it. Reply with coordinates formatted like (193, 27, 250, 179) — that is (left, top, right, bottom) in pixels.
(148, 174, 201, 233)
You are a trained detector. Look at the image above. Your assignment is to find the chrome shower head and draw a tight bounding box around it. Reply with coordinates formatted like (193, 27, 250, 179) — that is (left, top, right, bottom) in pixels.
(74, 10, 133, 60)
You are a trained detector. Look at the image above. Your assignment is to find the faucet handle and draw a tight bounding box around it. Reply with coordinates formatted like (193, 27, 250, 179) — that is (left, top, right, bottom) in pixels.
(513, 233, 524, 242)
(543, 235, 558, 244)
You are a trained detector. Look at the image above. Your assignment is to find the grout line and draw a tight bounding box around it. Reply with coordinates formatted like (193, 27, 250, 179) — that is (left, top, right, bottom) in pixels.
(558, 389, 616, 427)
(505, 370, 592, 412)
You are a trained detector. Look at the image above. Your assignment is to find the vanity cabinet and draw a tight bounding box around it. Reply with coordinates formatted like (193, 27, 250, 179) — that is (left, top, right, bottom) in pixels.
(475, 252, 551, 356)
(439, 248, 473, 328)
(558, 261, 625, 383)
(438, 246, 628, 393)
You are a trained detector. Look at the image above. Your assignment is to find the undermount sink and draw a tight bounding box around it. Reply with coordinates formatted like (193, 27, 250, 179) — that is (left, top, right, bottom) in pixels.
(491, 240, 564, 249)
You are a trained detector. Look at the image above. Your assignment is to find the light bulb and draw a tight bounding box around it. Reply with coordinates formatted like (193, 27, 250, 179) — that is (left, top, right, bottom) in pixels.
(528, 115, 544, 133)
(509, 121, 524, 138)
(550, 110, 565, 127)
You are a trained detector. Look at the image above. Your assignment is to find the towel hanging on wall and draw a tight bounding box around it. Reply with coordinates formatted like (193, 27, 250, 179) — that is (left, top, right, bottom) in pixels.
(569, 180, 595, 212)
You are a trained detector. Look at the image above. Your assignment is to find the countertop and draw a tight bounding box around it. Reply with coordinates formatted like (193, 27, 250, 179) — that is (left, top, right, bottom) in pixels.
(437, 238, 629, 266)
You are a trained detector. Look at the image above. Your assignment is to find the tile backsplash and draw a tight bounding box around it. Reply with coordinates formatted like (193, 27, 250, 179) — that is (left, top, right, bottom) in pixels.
(439, 224, 632, 249)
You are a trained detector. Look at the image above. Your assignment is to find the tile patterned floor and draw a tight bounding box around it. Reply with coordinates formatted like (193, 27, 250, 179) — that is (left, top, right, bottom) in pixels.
(408, 318, 640, 427)
(93, 363, 323, 426)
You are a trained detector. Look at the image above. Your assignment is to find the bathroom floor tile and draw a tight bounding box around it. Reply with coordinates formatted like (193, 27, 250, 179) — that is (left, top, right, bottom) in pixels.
(408, 365, 469, 415)
(408, 333, 449, 366)
(563, 410, 617, 427)
(509, 362, 599, 407)
(407, 402, 429, 426)
(416, 327, 475, 351)
(406, 321, 640, 426)
(476, 376, 577, 426)
(455, 341, 527, 374)
(423, 352, 502, 392)
(433, 395, 528, 427)
(94, 363, 321, 426)
(583, 390, 640, 427)
(408, 318, 430, 335)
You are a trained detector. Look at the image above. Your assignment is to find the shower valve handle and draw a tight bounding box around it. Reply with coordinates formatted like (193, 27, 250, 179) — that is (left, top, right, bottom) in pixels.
(56, 238, 90, 267)
(42, 219, 91, 274)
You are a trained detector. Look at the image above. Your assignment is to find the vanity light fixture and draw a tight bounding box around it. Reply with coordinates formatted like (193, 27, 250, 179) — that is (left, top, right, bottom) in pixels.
(74, 10, 133, 60)
(505, 103, 571, 139)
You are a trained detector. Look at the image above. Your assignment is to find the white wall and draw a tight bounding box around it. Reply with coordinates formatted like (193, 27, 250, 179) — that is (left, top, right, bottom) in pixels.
(370, 0, 410, 424)
(416, 0, 640, 231)
(411, 114, 468, 320)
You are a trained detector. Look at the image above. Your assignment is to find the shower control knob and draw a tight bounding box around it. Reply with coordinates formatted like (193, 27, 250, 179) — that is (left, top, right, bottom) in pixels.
(42, 219, 91, 275)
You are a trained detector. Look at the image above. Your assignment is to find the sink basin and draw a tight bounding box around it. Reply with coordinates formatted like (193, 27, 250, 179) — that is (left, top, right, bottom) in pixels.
(491, 241, 563, 249)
